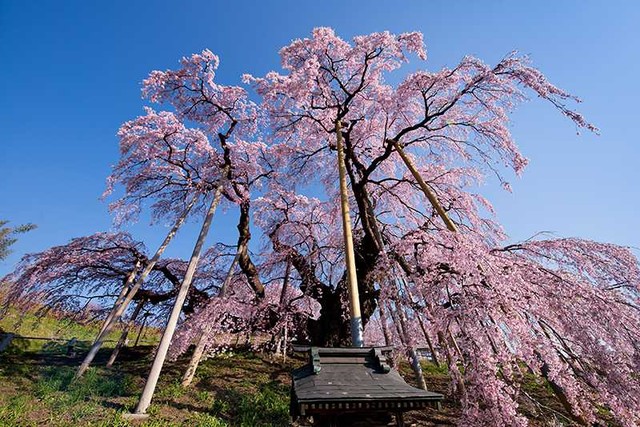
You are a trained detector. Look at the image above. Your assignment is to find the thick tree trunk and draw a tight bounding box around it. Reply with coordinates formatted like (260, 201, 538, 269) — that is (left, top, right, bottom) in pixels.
(132, 187, 223, 415)
(106, 299, 144, 368)
(308, 281, 351, 346)
(75, 196, 196, 379)
(269, 124, 382, 346)
(236, 202, 264, 297)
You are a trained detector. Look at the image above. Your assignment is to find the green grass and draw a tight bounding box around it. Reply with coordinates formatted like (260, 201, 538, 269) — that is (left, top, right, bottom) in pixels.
(154, 380, 186, 400)
(0, 395, 31, 425)
(189, 413, 230, 427)
(0, 307, 583, 427)
(0, 343, 292, 427)
(35, 366, 133, 404)
(0, 307, 160, 354)
(234, 382, 289, 426)
(0, 307, 117, 352)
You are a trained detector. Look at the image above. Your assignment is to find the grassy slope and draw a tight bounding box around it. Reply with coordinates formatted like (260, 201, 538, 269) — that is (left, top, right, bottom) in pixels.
(0, 307, 160, 353)
(0, 308, 118, 353)
(0, 346, 291, 427)
(0, 311, 584, 426)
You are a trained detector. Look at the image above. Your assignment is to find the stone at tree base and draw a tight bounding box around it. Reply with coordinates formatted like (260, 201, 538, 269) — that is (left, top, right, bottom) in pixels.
(121, 413, 150, 421)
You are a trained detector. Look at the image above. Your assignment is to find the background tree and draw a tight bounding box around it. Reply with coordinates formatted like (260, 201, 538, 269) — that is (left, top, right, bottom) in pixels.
(1, 232, 213, 322)
(0, 220, 36, 262)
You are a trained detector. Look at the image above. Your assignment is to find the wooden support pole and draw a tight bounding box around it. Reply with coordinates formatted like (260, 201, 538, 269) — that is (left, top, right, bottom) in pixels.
(106, 299, 145, 367)
(390, 139, 457, 232)
(134, 313, 149, 347)
(181, 246, 241, 387)
(181, 331, 208, 387)
(388, 299, 427, 391)
(279, 259, 292, 360)
(75, 262, 139, 377)
(130, 185, 224, 415)
(336, 120, 364, 348)
(76, 195, 198, 379)
(97, 280, 132, 341)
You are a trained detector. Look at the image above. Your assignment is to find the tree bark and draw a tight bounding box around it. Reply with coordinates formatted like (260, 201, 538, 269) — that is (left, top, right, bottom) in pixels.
(236, 201, 264, 297)
(75, 196, 196, 379)
(132, 186, 223, 415)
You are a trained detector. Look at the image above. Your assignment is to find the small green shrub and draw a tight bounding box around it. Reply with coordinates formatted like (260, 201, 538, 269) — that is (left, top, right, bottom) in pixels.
(155, 380, 185, 400)
(0, 395, 31, 425)
(235, 381, 289, 426)
(190, 412, 230, 427)
(195, 389, 211, 404)
(210, 398, 230, 417)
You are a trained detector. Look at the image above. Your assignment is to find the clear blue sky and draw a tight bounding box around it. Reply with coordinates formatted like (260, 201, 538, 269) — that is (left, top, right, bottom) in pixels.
(1, 0, 639, 276)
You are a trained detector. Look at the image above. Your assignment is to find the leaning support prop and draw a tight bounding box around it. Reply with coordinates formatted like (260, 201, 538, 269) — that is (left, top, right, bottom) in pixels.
(336, 120, 364, 347)
(390, 139, 457, 232)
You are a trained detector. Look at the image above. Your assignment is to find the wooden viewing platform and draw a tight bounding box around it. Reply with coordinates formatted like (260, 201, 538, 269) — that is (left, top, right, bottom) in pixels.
(291, 346, 443, 426)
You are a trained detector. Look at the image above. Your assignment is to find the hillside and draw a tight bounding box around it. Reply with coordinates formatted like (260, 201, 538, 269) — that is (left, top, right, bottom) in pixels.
(0, 311, 585, 426)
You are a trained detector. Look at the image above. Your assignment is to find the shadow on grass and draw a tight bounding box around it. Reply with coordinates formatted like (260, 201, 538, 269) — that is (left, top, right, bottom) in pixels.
(2, 337, 290, 425)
